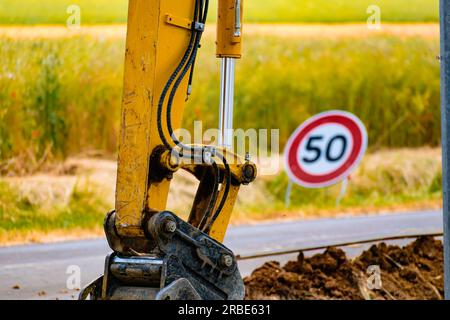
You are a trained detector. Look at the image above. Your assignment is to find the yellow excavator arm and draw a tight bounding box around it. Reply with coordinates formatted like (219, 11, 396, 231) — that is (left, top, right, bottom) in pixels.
(80, 0, 256, 300)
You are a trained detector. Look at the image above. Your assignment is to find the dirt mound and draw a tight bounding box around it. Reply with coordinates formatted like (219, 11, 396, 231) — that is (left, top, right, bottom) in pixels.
(244, 236, 444, 300)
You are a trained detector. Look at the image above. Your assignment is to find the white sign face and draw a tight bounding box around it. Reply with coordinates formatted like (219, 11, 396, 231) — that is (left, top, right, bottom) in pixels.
(285, 111, 368, 188)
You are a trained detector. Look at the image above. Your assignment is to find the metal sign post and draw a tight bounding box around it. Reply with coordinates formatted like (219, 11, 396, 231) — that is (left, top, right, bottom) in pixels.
(440, 0, 450, 300)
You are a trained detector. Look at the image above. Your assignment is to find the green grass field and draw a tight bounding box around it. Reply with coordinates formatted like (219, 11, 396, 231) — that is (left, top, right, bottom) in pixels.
(0, 181, 108, 243)
(264, 148, 442, 216)
(0, 0, 439, 25)
(0, 148, 442, 244)
(0, 30, 441, 164)
(0, 148, 442, 245)
(0, 1, 444, 243)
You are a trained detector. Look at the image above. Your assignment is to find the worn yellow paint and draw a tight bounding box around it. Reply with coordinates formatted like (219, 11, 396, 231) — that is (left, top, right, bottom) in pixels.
(208, 150, 255, 242)
(115, 0, 194, 237)
(180, 148, 256, 242)
(165, 14, 193, 30)
(216, 0, 243, 58)
(209, 184, 240, 242)
(115, 0, 251, 243)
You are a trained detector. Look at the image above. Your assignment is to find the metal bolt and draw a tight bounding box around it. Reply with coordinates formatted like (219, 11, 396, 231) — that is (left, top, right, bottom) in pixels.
(164, 220, 177, 233)
(242, 164, 255, 183)
(221, 254, 233, 268)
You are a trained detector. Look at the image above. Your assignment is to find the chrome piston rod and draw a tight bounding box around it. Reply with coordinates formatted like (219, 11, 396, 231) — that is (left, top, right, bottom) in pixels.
(218, 57, 236, 149)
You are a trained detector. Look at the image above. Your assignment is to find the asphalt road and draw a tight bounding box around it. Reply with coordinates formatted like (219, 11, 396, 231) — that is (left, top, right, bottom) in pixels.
(0, 210, 443, 300)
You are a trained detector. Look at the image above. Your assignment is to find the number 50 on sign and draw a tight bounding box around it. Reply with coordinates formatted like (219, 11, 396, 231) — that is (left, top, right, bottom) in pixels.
(284, 111, 368, 188)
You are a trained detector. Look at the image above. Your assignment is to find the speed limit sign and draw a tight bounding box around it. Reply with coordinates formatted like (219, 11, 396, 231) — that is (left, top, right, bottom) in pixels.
(285, 111, 368, 188)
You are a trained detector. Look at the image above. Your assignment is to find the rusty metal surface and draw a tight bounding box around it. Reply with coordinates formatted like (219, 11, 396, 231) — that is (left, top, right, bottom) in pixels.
(115, 0, 195, 238)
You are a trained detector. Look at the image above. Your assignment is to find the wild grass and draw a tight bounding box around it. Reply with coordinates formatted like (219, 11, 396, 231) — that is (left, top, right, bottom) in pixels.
(0, 0, 128, 25)
(225, 0, 439, 23)
(0, 30, 441, 166)
(0, 180, 108, 243)
(0, 35, 123, 165)
(0, 148, 442, 244)
(0, 0, 439, 25)
(236, 148, 443, 221)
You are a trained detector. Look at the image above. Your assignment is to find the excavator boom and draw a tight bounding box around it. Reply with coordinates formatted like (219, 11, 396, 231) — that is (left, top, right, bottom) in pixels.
(80, 0, 256, 300)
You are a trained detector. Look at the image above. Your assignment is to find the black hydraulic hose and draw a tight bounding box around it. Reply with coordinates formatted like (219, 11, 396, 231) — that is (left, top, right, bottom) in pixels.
(166, 0, 209, 152)
(166, 33, 202, 150)
(157, 0, 200, 150)
(156, 0, 231, 227)
(199, 160, 220, 230)
(199, 0, 209, 24)
(187, 0, 209, 92)
(162, 0, 231, 222)
(203, 154, 231, 233)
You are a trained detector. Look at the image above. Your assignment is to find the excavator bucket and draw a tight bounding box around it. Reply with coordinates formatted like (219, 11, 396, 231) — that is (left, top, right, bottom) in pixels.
(79, 211, 245, 300)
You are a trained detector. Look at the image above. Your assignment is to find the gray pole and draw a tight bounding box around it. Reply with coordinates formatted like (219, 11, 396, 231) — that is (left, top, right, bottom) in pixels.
(440, 0, 450, 300)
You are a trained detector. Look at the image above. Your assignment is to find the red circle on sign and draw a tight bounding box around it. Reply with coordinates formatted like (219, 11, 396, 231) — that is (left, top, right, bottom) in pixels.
(285, 111, 367, 188)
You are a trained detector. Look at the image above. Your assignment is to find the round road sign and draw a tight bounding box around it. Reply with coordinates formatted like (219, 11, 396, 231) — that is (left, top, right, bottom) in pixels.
(284, 110, 368, 188)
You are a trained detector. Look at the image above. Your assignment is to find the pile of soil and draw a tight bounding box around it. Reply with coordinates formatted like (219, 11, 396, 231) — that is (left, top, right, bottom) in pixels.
(244, 236, 444, 300)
